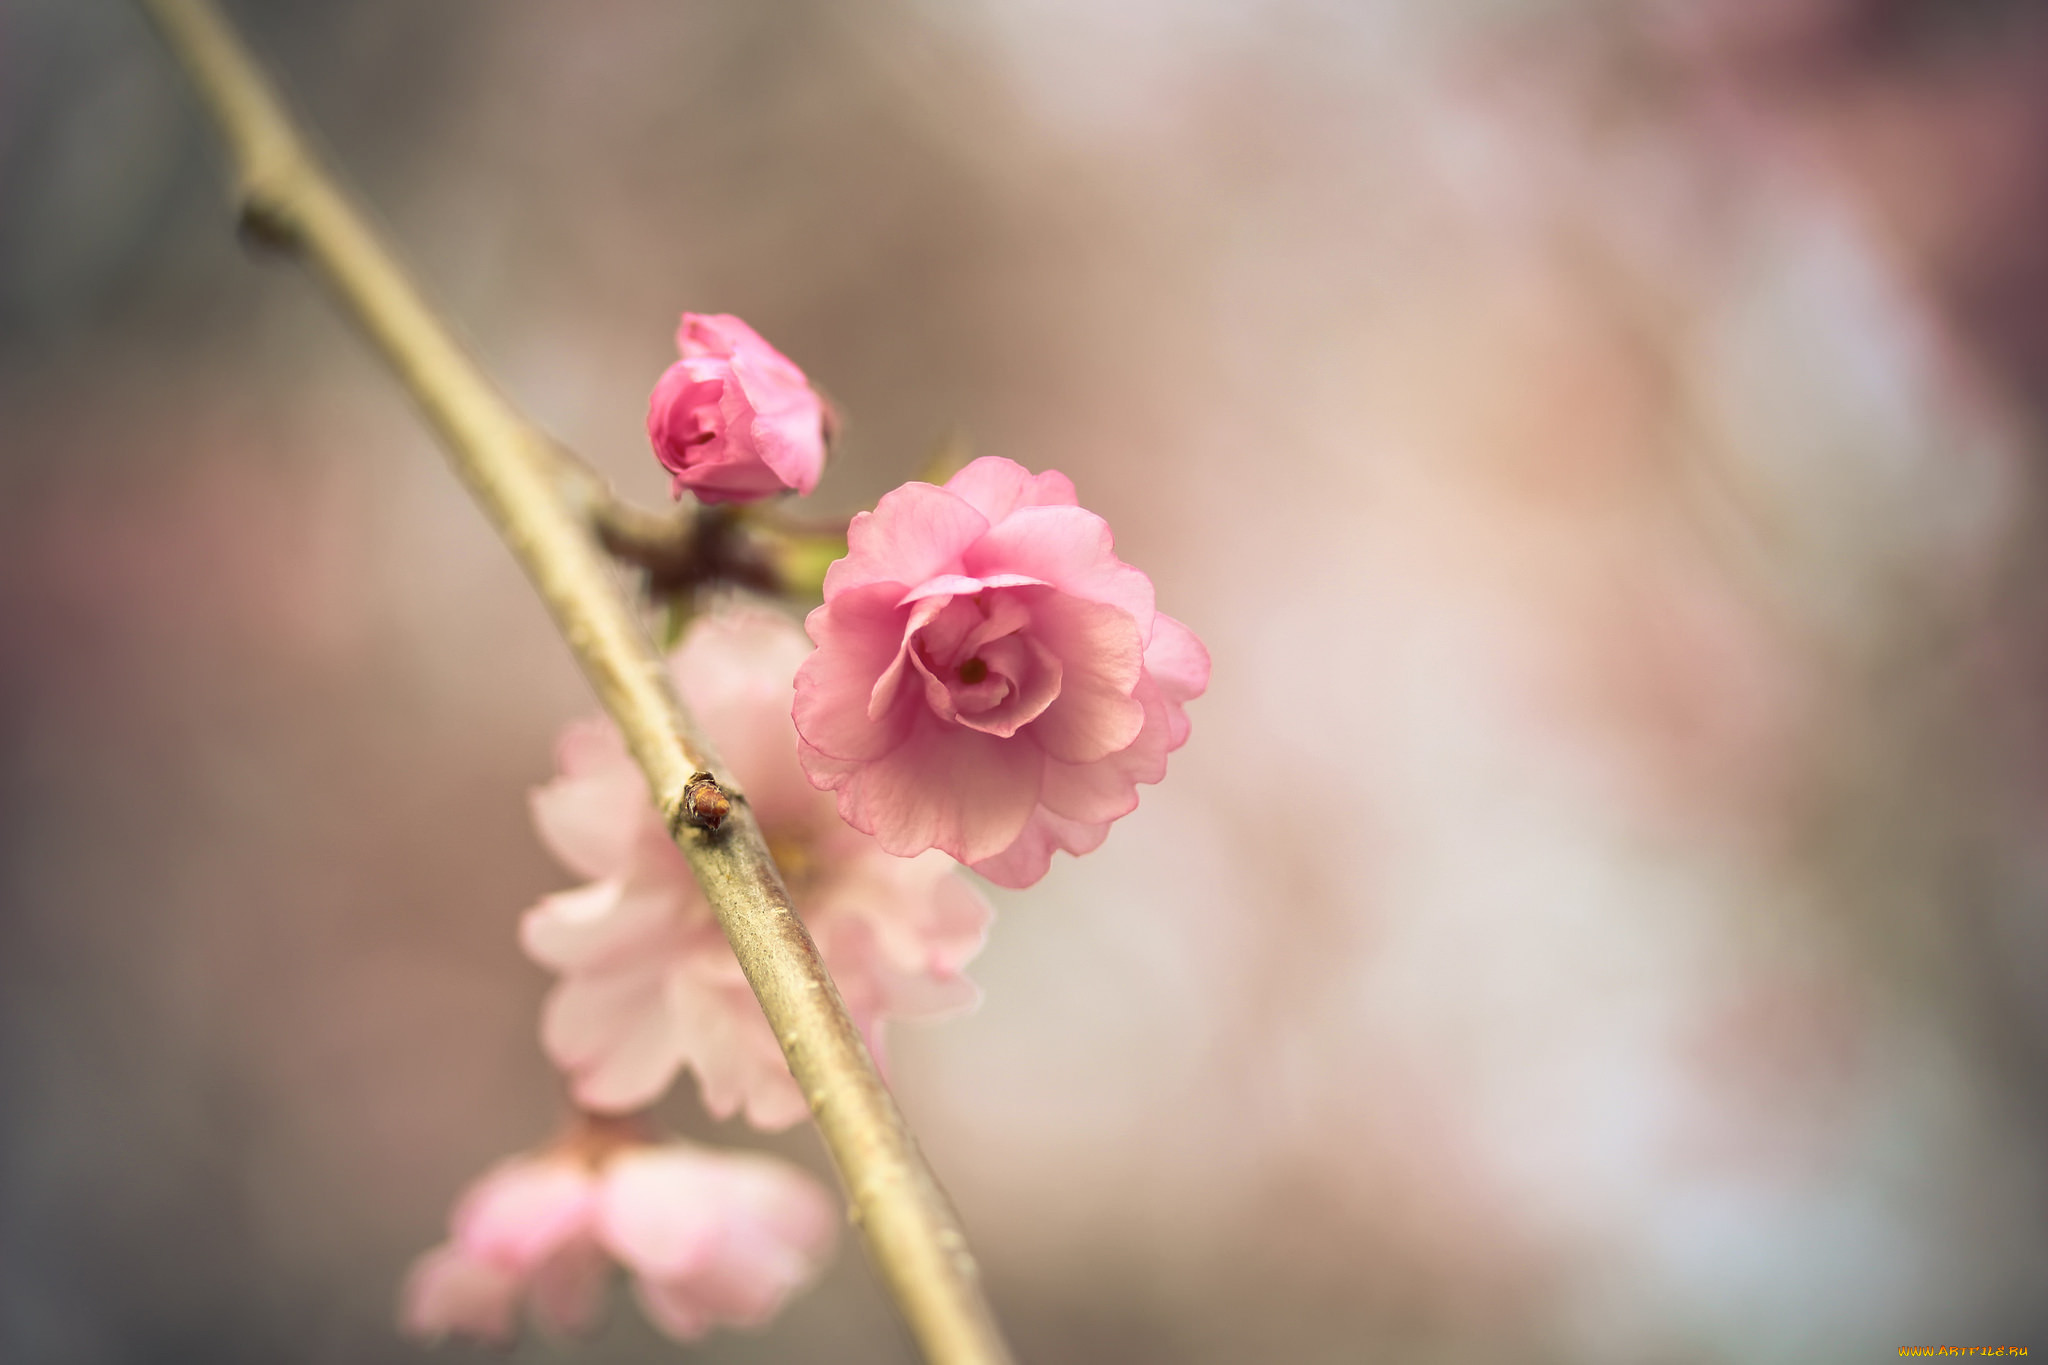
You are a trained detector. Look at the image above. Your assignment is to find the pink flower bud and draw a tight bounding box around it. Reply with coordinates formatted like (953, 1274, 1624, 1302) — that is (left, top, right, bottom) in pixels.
(647, 313, 827, 504)
(792, 457, 1209, 888)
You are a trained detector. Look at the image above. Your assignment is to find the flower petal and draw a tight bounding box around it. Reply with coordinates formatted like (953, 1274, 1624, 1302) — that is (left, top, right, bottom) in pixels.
(664, 970, 810, 1130)
(530, 721, 647, 880)
(1036, 675, 1178, 824)
(520, 879, 684, 974)
(961, 504, 1155, 633)
(950, 633, 1062, 738)
(795, 583, 919, 761)
(399, 1244, 521, 1345)
(806, 886, 989, 1020)
(597, 1145, 836, 1331)
(539, 955, 691, 1113)
(676, 312, 738, 358)
(592, 1148, 723, 1281)
(969, 808, 1112, 889)
(821, 482, 989, 598)
(829, 714, 1045, 863)
(942, 455, 1078, 522)
(875, 595, 951, 721)
(1145, 611, 1211, 704)
(896, 571, 1046, 606)
(738, 387, 826, 497)
(1019, 591, 1146, 764)
(452, 1157, 600, 1273)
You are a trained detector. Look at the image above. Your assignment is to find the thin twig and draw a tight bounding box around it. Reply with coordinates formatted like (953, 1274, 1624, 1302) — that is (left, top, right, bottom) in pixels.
(592, 496, 699, 568)
(594, 499, 785, 600)
(135, 3, 1013, 1362)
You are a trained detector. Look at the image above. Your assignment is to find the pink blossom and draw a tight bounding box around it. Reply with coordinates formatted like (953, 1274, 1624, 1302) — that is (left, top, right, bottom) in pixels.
(522, 607, 992, 1128)
(791, 457, 1209, 888)
(647, 313, 827, 504)
(400, 1138, 836, 1346)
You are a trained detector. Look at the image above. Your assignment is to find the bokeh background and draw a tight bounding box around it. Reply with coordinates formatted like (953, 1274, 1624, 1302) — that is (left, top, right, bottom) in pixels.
(6, 1, 2048, 1361)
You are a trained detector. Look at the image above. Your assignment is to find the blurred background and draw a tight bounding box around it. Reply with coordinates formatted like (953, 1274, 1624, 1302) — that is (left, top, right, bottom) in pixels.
(5, 0, 2048, 1361)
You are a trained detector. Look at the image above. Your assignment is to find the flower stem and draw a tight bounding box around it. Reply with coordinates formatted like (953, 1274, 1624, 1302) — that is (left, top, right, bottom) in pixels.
(135, 3, 1013, 1361)
(596, 500, 787, 603)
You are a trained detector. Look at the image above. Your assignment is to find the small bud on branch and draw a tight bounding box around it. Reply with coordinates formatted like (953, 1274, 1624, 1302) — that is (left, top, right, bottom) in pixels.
(681, 770, 732, 831)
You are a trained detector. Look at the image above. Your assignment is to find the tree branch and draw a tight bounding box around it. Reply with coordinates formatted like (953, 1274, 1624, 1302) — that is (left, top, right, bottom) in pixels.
(135, 3, 1013, 1361)
(594, 499, 786, 601)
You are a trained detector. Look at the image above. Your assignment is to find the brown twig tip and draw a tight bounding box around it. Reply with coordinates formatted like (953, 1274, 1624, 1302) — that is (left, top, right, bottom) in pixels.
(681, 771, 731, 830)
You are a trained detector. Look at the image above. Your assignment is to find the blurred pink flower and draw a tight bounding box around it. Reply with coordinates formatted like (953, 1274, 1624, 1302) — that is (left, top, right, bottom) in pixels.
(647, 313, 827, 504)
(792, 457, 1209, 888)
(522, 607, 991, 1128)
(400, 1138, 836, 1347)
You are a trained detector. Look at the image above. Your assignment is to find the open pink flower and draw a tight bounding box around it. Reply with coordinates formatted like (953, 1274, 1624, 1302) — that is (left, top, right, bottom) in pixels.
(648, 313, 827, 504)
(792, 457, 1209, 888)
(522, 607, 992, 1128)
(400, 1138, 836, 1347)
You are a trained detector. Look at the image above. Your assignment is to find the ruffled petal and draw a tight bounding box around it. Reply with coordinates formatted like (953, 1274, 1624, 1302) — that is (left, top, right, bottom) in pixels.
(1144, 611, 1211, 704)
(806, 859, 991, 1012)
(539, 954, 692, 1114)
(678, 449, 798, 504)
(895, 572, 1046, 606)
(816, 912, 985, 1021)
(1018, 591, 1147, 764)
(520, 879, 687, 974)
(828, 713, 1045, 864)
(951, 632, 1061, 738)
(738, 385, 826, 497)
(795, 583, 920, 761)
(942, 455, 1078, 522)
(969, 808, 1112, 889)
(1036, 675, 1176, 824)
(874, 595, 950, 722)
(821, 482, 989, 598)
(961, 504, 1155, 634)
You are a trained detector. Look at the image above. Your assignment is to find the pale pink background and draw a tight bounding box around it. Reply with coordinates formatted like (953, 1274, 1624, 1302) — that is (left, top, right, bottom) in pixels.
(4, 2, 2048, 1361)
